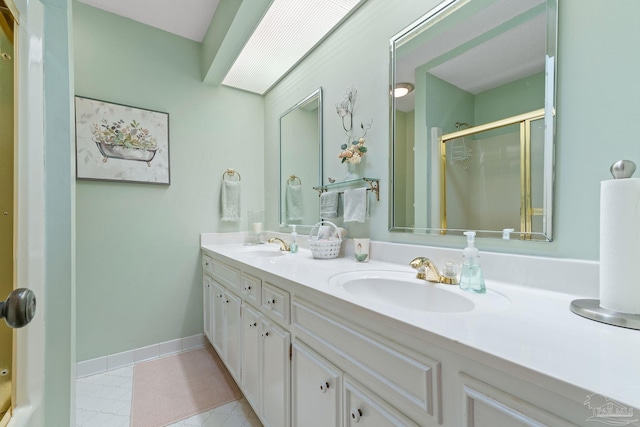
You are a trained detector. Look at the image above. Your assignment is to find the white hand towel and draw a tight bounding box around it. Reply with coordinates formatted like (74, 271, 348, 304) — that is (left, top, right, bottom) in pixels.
(320, 191, 339, 219)
(343, 188, 368, 223)
(221, 180, 241, 222)
(286, 184, 304, 221)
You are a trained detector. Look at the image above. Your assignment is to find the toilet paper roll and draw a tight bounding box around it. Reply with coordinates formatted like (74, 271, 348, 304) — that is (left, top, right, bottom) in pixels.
(600, 178, 640, 314)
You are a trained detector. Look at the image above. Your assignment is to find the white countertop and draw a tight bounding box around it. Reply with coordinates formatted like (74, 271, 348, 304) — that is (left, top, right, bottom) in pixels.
(201, 241, 640, 409)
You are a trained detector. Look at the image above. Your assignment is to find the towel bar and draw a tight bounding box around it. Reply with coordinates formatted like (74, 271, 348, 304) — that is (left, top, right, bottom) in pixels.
(313, 178, 380, 201)
(222, 168, 241, 181)
(288, 175, 302, 186)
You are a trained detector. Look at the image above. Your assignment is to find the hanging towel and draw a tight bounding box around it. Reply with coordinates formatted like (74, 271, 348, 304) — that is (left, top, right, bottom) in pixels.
(286, 184, 304, 221)
(221, 180, 241, 222)
(320, 191, 339, 219)
(343, 188, 368, 223)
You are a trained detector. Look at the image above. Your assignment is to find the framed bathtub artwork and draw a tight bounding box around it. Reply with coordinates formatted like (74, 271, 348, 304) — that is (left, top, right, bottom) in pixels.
(74, 96, 171, 185)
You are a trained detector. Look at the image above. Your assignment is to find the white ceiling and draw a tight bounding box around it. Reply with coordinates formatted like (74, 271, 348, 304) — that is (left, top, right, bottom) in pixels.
(77, 0, 220, 42)
(395, 0, 546, 112)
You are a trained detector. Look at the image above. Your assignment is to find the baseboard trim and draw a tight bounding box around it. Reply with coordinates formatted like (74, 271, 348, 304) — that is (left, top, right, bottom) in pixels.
(76, 334, 207, 378)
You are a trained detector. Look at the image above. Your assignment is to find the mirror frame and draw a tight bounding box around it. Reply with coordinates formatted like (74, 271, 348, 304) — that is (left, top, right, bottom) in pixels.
(388, 0, 557, 241)
(278, 88, 323, 230)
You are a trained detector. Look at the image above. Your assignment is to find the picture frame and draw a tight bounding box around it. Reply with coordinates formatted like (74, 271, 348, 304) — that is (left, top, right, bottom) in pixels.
(74, 96, 170, 185)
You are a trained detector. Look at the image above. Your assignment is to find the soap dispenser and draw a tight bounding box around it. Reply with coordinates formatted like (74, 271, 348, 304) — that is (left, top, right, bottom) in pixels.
(290, 225, 298, 254)
(459, 231, 486, 293)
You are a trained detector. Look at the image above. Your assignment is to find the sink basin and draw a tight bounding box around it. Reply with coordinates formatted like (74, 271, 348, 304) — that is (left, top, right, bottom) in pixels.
(232, 245, 285, 258)
(329, 271, 510, 313)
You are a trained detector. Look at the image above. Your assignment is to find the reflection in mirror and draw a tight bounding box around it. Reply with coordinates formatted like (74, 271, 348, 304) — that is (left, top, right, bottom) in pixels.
(279, 88, 323, 228)
(390, 0, 556, 241)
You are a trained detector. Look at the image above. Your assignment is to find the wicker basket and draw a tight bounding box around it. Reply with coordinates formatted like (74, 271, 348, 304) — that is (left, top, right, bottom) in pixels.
(308, 221, 343, 259)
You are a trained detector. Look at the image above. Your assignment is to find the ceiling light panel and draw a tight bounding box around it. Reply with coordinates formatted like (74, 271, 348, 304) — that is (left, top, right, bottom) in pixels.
(222, 0, 362, 94)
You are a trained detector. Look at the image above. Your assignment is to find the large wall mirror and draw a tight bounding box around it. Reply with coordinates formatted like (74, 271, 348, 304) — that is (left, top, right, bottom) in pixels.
(279, 88, 323, 228)
(389, 0, 557, 241)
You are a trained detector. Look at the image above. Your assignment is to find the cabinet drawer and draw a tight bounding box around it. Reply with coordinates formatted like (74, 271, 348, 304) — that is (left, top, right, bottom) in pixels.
(208, 258, 240, 291)
(293, 299, 440, 423)
(202, 254, 213, 273)
(262, 282, 290, 324)
(241, 273, 262, 306)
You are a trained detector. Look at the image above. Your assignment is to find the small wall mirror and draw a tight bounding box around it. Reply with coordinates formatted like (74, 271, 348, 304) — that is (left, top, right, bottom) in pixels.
(389, 0, 557, 241)
(279, 88, 323, 228)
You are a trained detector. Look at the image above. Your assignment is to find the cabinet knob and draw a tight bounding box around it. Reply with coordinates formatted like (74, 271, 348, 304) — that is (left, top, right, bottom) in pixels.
(267, 298, 275, 305)
(244, 285, 251, 292)
(249, 322, 257, 328)
(319, 382, 330, 393)
(262, 331, 270, 338)
(350, 408, 362, 422)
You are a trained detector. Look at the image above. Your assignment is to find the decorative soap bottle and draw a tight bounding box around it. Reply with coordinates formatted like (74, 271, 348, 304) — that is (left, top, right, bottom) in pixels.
(459, 231, 486, 293)
(290, 225, 298, 254)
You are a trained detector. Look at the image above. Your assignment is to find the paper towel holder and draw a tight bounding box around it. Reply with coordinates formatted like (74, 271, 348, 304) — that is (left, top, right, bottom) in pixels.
(570, 299, 640, 330)
(610, 159, 636, 179)
(571, 159, 640, 329)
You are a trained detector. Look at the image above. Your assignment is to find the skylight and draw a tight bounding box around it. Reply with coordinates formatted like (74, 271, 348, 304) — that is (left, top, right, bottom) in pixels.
(222, 0, 363, 95)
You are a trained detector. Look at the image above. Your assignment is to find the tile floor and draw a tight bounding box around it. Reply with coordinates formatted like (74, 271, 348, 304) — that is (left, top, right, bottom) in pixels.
(76, 366, 262, 427)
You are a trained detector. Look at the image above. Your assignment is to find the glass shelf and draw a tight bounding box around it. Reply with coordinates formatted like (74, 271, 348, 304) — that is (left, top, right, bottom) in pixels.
(313, 177, 380, 201)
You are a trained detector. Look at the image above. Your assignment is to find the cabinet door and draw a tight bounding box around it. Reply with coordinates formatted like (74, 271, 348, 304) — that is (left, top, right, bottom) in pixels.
(242, 303, 262, 412)
(461, 374, 575, 427)
(344, 376, 419, 427)
(210, 279, 225, 356)
(224, 290, 242, 382)
(203, 275, 212, 343)
(261, 319, 291, 427)
(292, 341, 342, 427)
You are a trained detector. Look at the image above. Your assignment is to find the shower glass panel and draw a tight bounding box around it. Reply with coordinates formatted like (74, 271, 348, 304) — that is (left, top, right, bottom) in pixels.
(0, 0, 14, 420)
(440, 109, 545, 239)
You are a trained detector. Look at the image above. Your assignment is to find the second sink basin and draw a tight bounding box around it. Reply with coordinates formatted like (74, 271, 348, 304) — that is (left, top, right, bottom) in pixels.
(328, 271, 510, 313)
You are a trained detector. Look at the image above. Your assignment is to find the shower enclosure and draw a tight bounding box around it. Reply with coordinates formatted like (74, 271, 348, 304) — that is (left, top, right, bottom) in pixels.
(439, 109, 545, 239)
(0, 1, 14, 420)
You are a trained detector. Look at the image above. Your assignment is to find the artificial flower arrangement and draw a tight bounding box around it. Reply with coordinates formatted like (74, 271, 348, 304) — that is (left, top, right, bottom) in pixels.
(91, 118, 158, 150)
(339, 125, 370, 164)
(335, 87, 373, 164)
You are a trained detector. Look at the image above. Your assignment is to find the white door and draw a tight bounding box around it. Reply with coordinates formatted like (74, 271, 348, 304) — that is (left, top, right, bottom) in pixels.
(292, 341, 342, 427)
(261, 318, 290, 427)
(241, 302, 261, 412)
(223, 290, 241, 382)
(211, 280, 225, 356)
(202, 275, 212, 343)
(344, 376, 418, 427)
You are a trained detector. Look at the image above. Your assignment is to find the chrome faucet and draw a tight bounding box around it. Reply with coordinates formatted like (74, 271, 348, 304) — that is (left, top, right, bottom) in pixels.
(268, 237, 290, 252)
(410, 257, 458, 285)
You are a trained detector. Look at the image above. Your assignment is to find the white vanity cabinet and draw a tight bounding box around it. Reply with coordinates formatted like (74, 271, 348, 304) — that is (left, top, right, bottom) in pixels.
(201, 247, 616, 427)
(209, 278, 242, 382)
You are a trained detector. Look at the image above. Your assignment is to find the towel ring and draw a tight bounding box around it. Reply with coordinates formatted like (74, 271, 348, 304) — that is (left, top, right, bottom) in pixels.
(288, 175, 302, 186)
(223, 168, 241, 182)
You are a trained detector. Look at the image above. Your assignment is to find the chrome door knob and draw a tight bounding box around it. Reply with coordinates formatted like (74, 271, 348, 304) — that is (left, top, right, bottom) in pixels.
(0, 288, 36, 328)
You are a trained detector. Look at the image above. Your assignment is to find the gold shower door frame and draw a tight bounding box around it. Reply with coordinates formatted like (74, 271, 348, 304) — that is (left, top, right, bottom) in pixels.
(439, 108, 545, 238)
(0, 0, 15, 424)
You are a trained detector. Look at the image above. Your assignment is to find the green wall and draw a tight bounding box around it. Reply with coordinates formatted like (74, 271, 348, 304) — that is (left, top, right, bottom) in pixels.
(265, 0, 640, 261)
(74, 2, 264, 361)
